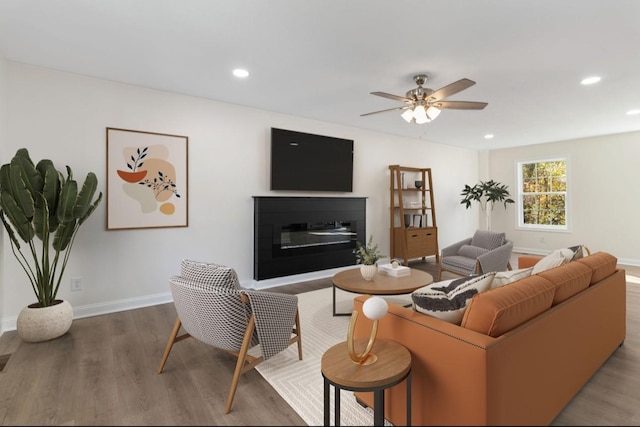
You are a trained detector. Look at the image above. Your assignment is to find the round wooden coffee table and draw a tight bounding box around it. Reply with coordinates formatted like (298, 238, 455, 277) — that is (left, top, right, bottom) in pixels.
(332, 267, 433, 316)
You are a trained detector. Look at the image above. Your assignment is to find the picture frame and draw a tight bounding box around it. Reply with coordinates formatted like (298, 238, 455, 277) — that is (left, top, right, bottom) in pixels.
(106, 127, 188, 230)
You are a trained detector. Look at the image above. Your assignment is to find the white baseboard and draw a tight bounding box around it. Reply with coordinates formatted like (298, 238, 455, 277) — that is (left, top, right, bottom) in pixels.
(244, 265, 354, 290)
(1, 291, 174, 336)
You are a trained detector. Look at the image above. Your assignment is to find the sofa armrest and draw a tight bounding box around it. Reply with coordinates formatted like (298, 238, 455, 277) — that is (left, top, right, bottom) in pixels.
(441, 237, 472, 257)
(518, 255, 543, 269)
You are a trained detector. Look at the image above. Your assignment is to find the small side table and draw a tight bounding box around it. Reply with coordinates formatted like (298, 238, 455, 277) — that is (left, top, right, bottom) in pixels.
(321, 338, 412, 426)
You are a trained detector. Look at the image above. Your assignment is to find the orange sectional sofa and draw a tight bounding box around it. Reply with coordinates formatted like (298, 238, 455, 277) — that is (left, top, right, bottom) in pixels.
(352, 251, 626, 426)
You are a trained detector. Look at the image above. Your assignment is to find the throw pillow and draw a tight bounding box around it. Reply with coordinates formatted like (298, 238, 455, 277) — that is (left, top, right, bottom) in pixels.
(457, 244, 489, 259)
(567, 245, 588, 260)
(531, 248, 574, 275)
(411, 272, 496, 324)
(491, 267, 533, 288)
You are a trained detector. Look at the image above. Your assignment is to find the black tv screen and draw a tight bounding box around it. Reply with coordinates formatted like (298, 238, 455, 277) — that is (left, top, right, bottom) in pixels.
(270, 128, 354, 192)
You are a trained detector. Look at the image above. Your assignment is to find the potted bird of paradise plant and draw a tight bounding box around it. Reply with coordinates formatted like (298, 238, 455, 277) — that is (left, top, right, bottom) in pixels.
(0, 148, 102, 342)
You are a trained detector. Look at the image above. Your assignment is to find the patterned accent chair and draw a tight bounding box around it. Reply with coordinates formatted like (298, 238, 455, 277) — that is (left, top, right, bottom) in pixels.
(440, 230, 513, 278)
(157, 259, 303, 414)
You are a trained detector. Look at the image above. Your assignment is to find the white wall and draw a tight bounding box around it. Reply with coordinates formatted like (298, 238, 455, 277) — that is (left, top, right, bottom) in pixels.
(0, 52, 7, 326)
(488, 133, 640, 266)
(0, 62, 480, 332)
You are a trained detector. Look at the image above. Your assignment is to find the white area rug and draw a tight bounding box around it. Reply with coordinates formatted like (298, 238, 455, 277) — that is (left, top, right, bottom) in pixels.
(254, 286, 411, 426)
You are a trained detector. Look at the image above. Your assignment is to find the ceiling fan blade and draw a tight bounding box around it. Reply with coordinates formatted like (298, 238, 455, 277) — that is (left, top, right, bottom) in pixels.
(434, 100, 488, 110)
(370, 91, 412, 103)
(428, 78, 476, 101)
(361, 106, 411, 116)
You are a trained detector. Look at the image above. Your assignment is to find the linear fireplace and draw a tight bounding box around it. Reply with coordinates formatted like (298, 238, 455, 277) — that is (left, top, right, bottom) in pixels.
(253, 196, 366, 280)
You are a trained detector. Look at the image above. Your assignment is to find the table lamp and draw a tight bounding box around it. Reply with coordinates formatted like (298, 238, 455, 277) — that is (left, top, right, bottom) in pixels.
(346, 296, 388, 365)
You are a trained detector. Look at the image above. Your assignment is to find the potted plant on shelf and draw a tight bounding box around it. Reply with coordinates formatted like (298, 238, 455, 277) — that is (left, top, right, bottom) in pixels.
(0, 148, 102, 342)
(460, 179, 514, 230)
(353, 235, 385, 281)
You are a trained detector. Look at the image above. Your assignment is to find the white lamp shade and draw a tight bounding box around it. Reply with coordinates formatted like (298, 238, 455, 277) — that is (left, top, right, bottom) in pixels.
(401, 108, 414, 122)
(426, 106, 441, 120)
(362, 296, 388, 320)
(413, 105, 427, 122)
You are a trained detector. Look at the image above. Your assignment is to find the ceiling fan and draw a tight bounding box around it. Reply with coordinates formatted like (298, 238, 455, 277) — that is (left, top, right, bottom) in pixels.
(361, 74, 488, 124)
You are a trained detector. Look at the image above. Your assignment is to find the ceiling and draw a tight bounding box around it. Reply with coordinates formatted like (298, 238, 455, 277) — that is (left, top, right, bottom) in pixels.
(1, 0, 639, 150)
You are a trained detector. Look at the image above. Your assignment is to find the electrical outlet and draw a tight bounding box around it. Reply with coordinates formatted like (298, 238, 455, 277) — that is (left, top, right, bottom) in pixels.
(71, 277, 82, 291)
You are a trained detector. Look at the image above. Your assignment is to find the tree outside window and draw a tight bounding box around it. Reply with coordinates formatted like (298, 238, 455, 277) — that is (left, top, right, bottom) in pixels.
(517, 158, 568, 230)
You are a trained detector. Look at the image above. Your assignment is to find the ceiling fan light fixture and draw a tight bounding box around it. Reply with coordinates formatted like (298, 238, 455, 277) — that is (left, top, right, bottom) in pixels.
(401, 108, 414, 122)
(413, 105, 428, 123)
(426, 106, 441, 120)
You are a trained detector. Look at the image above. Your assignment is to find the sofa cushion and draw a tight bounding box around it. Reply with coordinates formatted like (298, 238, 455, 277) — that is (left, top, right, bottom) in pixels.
(179, 259, 241, 290)
(470, 230, 506, 250)
(461, 275, 557, 337)
(538, 261, 592, 304)
(457, 244, 490, 259)
(491, 267, 533, 288)
(411, 272, 496, 324)
(531, 248, 574, 274)
(576, 251, 618, 285)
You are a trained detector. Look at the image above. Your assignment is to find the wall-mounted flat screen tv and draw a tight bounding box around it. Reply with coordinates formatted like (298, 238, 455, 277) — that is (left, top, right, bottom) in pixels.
(270, 127, 354, 192)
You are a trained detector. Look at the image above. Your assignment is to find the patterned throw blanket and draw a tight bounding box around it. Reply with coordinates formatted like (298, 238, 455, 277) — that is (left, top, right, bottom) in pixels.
(242, 290, 298, 360)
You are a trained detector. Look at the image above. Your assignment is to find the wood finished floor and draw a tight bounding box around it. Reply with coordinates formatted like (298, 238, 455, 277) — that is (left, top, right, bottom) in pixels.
(0, 255, 638, 425)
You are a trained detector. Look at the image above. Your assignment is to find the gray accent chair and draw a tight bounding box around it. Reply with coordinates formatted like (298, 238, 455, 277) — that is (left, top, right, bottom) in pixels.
(440, 230, 513, 278)
(157, 260, 303, 414)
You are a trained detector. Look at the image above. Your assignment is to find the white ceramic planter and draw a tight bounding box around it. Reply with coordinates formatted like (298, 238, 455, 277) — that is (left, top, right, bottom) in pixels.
(16, 299, 73, 343)
(360, 264, 378, 281)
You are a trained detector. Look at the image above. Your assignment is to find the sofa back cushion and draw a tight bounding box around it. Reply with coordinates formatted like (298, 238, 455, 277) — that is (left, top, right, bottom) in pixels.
(576, 251, 618, 285)
(470, 230, 506, 250)
(460, 275, 556, 337)
(537, 261, 592, 305)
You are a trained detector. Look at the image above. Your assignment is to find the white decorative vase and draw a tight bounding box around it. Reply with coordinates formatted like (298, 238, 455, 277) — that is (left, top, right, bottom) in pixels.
(16, 299, 73, 343)
(360, 264, 378, 281)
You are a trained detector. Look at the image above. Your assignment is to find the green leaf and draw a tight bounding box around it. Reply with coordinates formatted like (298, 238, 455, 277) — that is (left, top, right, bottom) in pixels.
(73, 172, 98, 218)
(32, 193, 50, 242)
(57, 179, 78, 223)
(0, 191, 34, 243)
(52, 220, 76, 252)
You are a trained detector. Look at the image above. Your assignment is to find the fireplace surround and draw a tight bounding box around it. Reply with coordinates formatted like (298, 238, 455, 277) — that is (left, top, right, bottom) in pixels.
(253, 196, 366, 280)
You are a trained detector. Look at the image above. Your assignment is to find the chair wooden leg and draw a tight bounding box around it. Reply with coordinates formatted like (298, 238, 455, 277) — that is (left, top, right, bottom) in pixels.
(225, 314, 257, 414)
(294, 308, 303, 360)
(157, 317, 183, 374)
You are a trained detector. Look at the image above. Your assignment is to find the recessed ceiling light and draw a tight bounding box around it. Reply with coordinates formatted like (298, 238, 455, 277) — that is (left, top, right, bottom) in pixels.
(484, 134, 494, 139)
(626, 109, 640, 115)
(232, 68, 249, 78)
(581, 76, 601, 85)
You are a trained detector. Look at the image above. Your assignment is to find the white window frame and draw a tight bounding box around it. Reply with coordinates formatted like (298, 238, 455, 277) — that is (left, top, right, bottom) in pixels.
(516, 157, 570, 232)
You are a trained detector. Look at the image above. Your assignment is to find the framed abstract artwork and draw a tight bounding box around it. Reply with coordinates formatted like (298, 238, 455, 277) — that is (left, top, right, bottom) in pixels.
(106, 127, 188, 230)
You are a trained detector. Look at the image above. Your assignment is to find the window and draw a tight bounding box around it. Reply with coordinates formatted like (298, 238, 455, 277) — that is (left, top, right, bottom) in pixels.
(517, 158, 568, 230)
